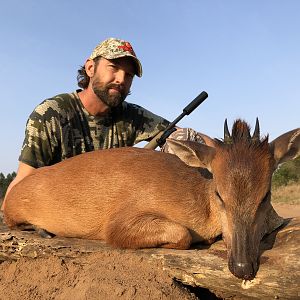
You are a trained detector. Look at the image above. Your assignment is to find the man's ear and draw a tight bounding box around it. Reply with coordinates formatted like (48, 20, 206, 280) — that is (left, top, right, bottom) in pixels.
(84, 59, 95, 77)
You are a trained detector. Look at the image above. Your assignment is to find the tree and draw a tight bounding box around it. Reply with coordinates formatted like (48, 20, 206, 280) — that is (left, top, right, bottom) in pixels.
(0, 172, 16, 198)
(272, 156, 300, 187)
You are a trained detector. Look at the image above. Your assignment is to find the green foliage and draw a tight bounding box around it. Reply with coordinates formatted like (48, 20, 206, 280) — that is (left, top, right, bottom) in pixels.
(272, 157, 300, 188)
(0, 172, 16, 198)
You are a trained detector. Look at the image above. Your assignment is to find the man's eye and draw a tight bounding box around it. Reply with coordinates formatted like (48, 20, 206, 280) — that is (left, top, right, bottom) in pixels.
(108, 64, 118, 70)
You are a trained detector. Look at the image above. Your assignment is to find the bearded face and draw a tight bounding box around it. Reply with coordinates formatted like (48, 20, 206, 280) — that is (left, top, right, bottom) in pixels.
(92, 80, 129, 108)
(89, 57, 134, 108)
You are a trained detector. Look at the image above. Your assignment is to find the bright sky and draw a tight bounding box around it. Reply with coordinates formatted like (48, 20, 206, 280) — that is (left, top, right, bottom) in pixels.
(0, 0, 299, 174)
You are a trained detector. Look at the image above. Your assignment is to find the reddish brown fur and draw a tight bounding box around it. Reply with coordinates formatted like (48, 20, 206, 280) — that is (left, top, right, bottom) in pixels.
(4, 147, 220, 247)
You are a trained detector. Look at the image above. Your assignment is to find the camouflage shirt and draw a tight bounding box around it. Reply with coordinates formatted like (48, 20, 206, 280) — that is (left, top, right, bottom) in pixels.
(19, 91, 169, 168)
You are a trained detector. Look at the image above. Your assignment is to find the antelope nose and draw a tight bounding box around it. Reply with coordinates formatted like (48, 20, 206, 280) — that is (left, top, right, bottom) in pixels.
(234, 262, 255, 280)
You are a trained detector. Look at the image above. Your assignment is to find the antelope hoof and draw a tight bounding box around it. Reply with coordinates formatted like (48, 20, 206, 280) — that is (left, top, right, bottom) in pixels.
(35, 227, 55, 239)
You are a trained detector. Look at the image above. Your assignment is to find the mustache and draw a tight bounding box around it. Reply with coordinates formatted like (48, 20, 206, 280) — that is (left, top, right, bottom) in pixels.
(106, 83, 131, 97)
(106, 83, 124, 93)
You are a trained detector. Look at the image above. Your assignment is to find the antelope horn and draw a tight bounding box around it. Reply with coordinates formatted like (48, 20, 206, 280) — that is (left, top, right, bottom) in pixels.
(224, 119, 231, 143)
(252, 118, 260, 140)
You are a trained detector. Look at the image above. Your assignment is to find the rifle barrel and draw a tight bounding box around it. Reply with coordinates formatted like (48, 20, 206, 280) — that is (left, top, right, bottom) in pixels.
(144, 91, 208, 149)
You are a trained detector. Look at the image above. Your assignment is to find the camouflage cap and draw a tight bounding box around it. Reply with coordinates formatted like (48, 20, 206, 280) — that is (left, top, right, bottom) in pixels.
(89, 38, 143, 77)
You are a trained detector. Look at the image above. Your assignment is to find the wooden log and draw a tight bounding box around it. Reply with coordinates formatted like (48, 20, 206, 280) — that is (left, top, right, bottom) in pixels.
(0, 216, 299, 299)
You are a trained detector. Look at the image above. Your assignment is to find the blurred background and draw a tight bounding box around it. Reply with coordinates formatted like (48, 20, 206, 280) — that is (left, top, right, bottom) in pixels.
(0, 0, 299, 174)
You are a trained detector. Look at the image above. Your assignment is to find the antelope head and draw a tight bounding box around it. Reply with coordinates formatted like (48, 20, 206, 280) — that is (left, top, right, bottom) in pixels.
(166, 119, 300, 279)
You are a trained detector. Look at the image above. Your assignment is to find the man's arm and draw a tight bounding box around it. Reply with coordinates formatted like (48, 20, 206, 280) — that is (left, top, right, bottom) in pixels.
(122, 102, 170, 145)
(1, 162, 36, 211)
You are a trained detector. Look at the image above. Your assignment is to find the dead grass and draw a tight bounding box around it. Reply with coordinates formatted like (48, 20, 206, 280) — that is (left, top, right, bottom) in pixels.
(271, 182, 300, 205)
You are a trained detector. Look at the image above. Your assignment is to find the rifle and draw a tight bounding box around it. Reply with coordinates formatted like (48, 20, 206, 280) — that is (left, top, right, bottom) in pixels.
(144, 91, 208, 149)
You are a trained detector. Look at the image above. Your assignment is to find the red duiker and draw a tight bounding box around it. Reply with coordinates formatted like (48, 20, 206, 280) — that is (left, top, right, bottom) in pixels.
(4, 119, 300, 279)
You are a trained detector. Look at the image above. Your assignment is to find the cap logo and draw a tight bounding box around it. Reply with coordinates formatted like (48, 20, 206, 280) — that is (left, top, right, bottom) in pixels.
(89, 38, 143, 77)
(118, 42, 134, 55)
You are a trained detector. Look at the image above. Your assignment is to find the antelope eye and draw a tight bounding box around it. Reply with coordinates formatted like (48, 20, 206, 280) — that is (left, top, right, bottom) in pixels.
(215, 191, 225, 206)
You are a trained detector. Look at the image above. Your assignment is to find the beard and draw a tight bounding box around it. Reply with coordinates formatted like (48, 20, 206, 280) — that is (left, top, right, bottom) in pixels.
(92, 80, 129, 108)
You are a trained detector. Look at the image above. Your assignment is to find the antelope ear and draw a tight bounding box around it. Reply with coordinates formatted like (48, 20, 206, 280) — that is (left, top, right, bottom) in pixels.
(165, 139, 216, 168)
(270, 128, 300, 165)
(196, 133, 217, 148)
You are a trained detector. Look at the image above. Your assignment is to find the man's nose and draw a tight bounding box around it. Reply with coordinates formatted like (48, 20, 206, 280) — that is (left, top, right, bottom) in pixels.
(114, 70, 126, 84)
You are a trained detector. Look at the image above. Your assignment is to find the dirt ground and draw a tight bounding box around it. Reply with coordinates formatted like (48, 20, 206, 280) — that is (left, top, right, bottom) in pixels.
(0, 251, 201, 300)
(0, 204, 299, 300)
(273, 203, 300, 218)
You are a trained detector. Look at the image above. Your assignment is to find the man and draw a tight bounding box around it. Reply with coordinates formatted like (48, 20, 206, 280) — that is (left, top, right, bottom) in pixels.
(2, 38, 205, 211)
(1, 38, 171, 210)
